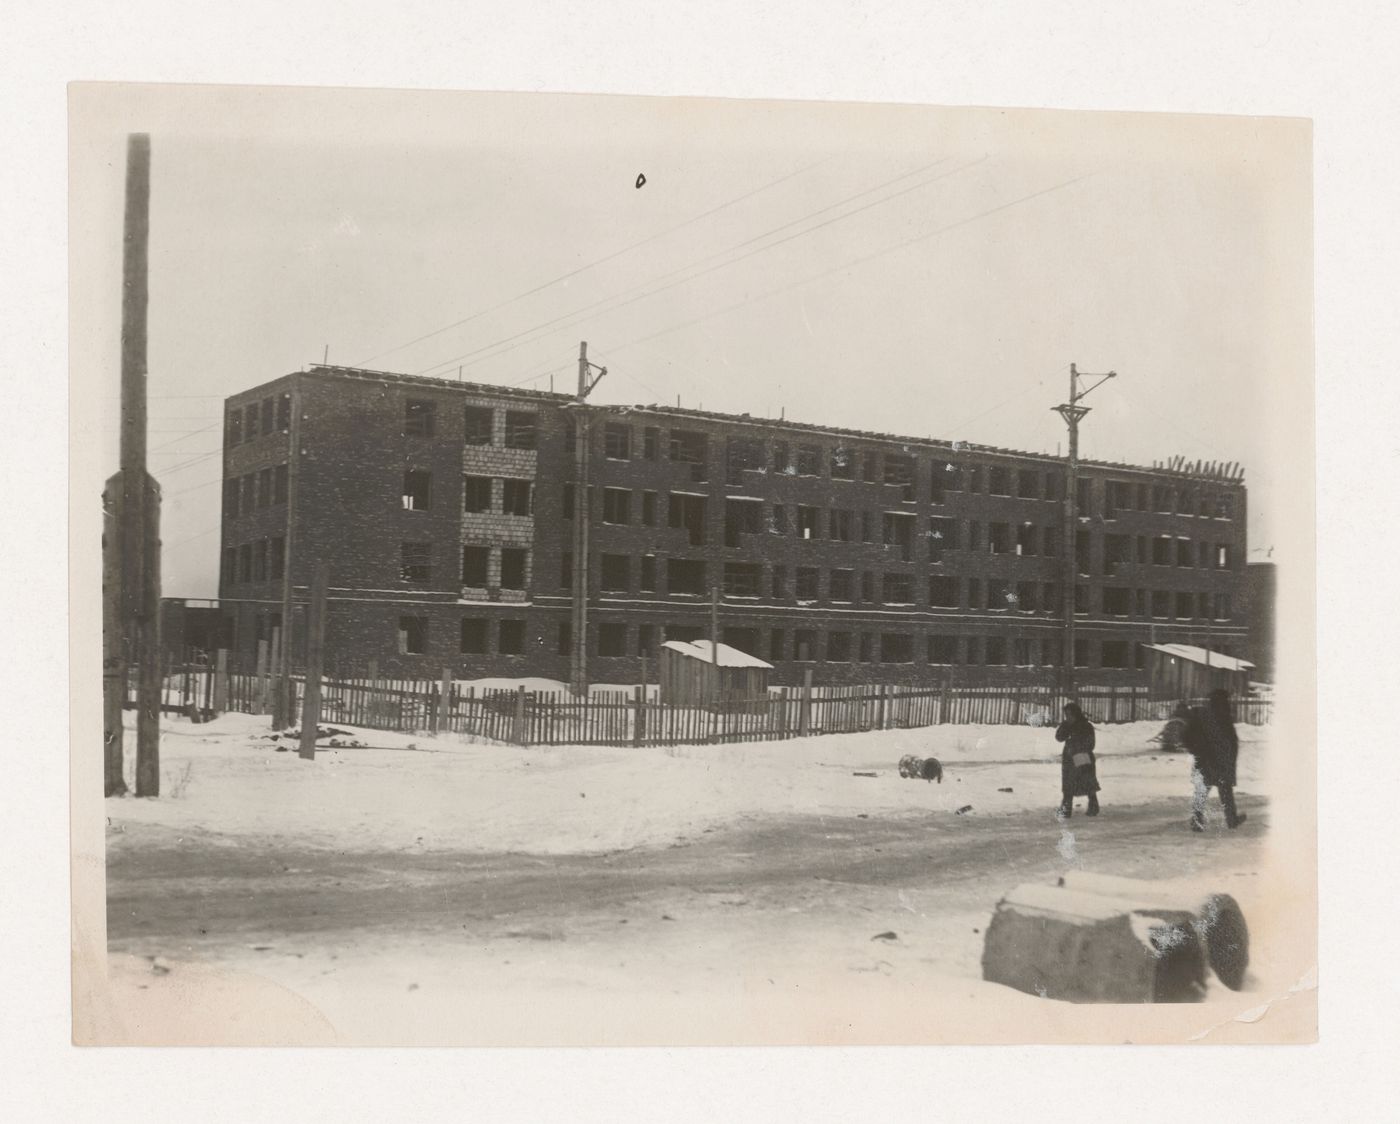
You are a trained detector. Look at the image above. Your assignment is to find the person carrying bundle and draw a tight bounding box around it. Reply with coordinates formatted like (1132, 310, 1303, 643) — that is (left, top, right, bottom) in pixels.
(1054, 702, 1100, 818)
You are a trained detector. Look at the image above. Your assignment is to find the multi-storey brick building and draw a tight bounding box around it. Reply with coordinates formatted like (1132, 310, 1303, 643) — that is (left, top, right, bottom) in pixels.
(219, 364, 1248, 686)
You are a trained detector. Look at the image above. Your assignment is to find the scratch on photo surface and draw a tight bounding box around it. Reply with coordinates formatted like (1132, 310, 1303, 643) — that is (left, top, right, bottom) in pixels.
(1187, 966, 1317, 1042)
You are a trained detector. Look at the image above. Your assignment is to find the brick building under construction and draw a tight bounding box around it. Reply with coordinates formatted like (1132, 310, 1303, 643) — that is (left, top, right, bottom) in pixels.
(218, 364, 1249, 687)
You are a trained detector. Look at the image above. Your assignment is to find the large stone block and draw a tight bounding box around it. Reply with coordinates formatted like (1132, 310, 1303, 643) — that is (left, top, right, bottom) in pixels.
(981, 883, 1207, 1003)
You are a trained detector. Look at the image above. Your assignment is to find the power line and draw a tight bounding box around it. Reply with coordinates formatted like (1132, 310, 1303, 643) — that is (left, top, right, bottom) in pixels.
(147, 419, 223, 455)
(413, 153, 970, 379)
(165, 476, 223, 500)
(351, 155, 835, 369)
(596, 360, 671, 405)
(154, 448, 224, 478)
(604, 171, 1094, 366)
(944, 371, 1060, 436)
(595, 340, 715, 402)
(164, 523, 222, 550)
(412, 154, 981, 380)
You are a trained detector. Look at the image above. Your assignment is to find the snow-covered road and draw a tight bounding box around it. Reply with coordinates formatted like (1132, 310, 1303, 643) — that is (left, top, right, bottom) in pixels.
(94, 712, 1286, 1045)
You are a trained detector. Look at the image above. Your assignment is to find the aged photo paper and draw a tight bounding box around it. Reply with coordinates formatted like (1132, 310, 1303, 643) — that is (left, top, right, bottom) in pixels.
(70, 83, 1316, 1045)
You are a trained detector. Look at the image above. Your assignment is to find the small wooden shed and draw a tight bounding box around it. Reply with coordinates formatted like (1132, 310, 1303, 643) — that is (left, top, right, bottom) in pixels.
(1144, 643, 1253, 699)
(658, 639, 772, 708)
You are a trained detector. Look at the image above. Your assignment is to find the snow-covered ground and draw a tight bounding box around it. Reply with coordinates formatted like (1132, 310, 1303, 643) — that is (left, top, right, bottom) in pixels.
(95, 711, 1293, 1045)
(108, 711, 1269, 856)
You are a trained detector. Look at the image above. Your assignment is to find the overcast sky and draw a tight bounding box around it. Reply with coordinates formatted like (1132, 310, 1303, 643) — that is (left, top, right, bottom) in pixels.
(72, 86, 1311, 597)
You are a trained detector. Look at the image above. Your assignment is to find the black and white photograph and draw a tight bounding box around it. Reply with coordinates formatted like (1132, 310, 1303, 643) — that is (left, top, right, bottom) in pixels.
(70, 82, 1316, 1046)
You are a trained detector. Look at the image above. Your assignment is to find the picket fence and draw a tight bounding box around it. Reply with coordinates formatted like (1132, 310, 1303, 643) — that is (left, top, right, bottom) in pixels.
(136, 663, 1273, 748)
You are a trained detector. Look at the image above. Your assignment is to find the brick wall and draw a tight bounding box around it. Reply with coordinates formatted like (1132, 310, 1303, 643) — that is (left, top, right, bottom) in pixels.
(218, 370, 1248, 685)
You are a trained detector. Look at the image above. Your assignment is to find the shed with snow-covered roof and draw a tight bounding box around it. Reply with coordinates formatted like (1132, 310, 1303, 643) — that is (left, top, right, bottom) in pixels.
(1143, 643, 1253, 698)
(658, 639, 772, 708)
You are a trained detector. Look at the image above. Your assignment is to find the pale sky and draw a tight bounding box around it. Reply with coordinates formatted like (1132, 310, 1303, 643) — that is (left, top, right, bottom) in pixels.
(71, 86, 1311, 597)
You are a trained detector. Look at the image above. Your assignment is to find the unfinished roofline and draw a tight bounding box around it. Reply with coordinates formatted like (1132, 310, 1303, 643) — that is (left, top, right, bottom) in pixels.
(302, 364, 575, 405)
(599, 402, 1248, 484)
(225, 365, 1246, 484)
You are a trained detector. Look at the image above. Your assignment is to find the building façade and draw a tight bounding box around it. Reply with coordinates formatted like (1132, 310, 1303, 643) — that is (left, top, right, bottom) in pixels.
(218, 364, 1248, 687)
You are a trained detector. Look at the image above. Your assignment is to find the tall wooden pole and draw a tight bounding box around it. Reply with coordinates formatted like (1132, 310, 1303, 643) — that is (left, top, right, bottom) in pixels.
(569, 342, 591, 696)
(102, 476, 127, 796)
(710, 585, 720, 662)
(710, 584, 720, 706)
(1052, 363, 1115, 701)
(274, 376, 302, 728)
(117, 133, 162, 798)
(1062, 364, 1079, 698)
(299, 562, 330, 760)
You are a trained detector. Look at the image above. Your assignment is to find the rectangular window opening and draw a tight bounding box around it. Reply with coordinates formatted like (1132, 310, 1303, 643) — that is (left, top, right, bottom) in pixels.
(601, 553, 631, 593)
(460, 618, 488, 654)
(666, 558, 706, 596)
(404, 399, 436, 437)
(498, 620, 525, 655)
(602, 487, 632, 525)
(461, 545, 490, 588)
(723, 562, 763, 598)
(398, 616, 427, 655)
(463, 405, 494, 446)
(402, 469, 432, 511)
(400, 541, 432, 584)
(598, 622, 627, 657)
(604, 423, 632, 460)
(503, 479, 533, 517)
(463, 475, 492, 514)
(504, 411, 537, 450)
(500, 548, 528, 590)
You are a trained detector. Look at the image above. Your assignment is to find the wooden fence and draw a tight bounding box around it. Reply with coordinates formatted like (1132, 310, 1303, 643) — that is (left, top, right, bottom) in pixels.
(132, 660, 1274, 748)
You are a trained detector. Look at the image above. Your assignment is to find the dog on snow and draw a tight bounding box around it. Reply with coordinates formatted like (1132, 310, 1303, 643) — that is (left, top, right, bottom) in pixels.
(898, 754, 943, 783)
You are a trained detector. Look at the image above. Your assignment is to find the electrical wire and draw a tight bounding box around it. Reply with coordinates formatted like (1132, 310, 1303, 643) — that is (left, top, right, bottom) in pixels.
(146, 420, 223, 455)
(604, 172, 1094, 367)
(411, 155, 980, 380)
(165, 476, 223, 500)
(944, 372, 1060, 437)
(351, 155, 836, 369)
(164, 523, 222, 550)
(154, 448, 224, 478)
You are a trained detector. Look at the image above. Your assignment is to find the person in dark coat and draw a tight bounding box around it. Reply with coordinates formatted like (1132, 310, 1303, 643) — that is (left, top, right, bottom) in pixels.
(1054, 702, 1100, 818)
(1184, 688, 1246, 831)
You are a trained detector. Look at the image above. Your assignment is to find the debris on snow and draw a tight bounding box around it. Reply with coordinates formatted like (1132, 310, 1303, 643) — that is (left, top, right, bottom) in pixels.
(107, 711, 1269, 858)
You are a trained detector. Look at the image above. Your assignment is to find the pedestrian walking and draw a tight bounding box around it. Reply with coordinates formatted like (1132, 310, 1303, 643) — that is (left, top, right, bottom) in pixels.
(1055, 702, 1100, 818)
(1183, 688, 1247, 831)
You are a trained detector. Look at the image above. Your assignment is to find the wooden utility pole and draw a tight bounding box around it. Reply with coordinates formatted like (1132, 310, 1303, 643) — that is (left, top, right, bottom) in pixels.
(710, 585, 720, 662)
(274, 376, 302, 728)
(1203, 608, 1213, 691)
(1052, 362, 1116, 699)
(298, 562, 329, 760)
(102, 478, 126, 796)
(569, 341, 606, 696)
(112, 132, 163, 798)
(710, 585, 721, 708)
(435, 667, 453, 735)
